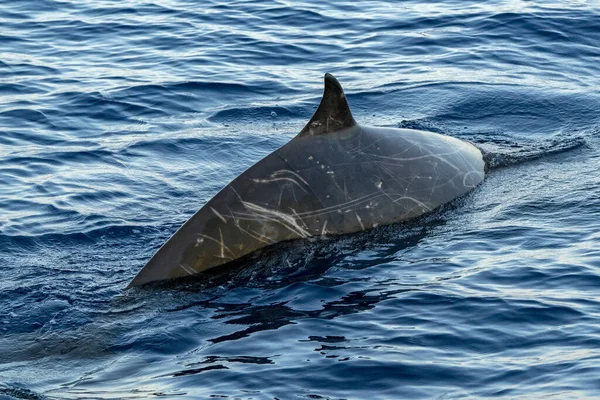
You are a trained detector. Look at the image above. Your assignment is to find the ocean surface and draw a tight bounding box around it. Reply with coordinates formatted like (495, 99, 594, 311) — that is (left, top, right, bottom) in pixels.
(1, 0, 600, 398)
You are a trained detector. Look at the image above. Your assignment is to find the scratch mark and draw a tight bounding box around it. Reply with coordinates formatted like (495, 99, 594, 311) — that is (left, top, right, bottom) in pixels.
(355, 213, 365, 230)
(321, 220, 328, 235)
(179, 263, 196, 276)
(272, 170, 310, 186)
(392, 196, 432, 211)
(241, 201, 310, 238)
(197, 232, 235, 259)
(219, 228, 225, 259)
(253, 177, 308, 191)
(211, 207, 227, 224)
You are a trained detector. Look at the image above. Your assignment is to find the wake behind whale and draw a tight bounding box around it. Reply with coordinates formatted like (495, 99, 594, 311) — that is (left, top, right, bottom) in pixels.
(128, 74, 486, 287)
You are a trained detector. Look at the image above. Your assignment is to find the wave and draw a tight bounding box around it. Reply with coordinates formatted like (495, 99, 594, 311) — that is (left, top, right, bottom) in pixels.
(207, 105, 302, 124)
(1, 0, 600, 397)
(0, 224, 162, 250)
(0, 383, 45, 400)
(477, 134, 587, 169)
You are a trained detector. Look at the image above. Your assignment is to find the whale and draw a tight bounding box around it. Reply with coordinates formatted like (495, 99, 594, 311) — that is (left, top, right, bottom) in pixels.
(128, 74, 486, 287)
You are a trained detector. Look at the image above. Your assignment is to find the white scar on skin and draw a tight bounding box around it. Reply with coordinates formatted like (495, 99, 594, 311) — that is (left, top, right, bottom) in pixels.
(462, 170, 485, 188)
(355, 212, 365, 230)
(290, 208, 308, 230)
(240, 201, 310, 238)
(392, 196, 432, 211)
(272, 170, 309, 186)
(179, 263, 196, 276)
(211, 207, 227, 223)
(321, 220, 328, 235)
(253, 170, 310, 192)
(219, 228, 225, 259)
(233, 219, 276, 245)
(253, 177, 307, 191)
(196, 232, 235, 259)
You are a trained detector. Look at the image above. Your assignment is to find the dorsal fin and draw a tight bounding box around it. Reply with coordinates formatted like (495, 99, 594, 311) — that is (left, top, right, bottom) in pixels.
(298, 73, 356, 137)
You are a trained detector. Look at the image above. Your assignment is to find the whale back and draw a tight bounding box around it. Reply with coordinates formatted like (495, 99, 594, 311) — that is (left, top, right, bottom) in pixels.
(128, 75, 485, 287)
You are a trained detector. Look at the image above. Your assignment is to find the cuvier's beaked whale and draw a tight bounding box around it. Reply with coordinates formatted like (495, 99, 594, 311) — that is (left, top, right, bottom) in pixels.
(128, 74, 486, 287)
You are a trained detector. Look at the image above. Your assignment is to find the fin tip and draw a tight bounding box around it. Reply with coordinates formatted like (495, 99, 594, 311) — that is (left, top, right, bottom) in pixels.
(298, 73, 356, 138)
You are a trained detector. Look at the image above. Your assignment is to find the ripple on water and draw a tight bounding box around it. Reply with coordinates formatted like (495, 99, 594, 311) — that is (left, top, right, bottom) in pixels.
(1, 0, 600, 398)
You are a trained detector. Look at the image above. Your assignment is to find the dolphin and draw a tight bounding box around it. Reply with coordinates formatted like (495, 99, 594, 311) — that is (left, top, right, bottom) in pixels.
(128, 74, 485, 287)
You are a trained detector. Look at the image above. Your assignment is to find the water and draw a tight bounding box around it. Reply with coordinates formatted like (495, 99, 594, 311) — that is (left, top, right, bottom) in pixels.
(1, 0, 600, 398)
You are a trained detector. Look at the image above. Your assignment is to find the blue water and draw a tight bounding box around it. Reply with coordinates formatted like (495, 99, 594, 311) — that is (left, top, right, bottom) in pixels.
(1, 0, 600, 398)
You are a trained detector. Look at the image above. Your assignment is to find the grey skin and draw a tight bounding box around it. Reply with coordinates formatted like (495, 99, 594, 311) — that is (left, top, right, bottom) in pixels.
(128, 74, 485, 287)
